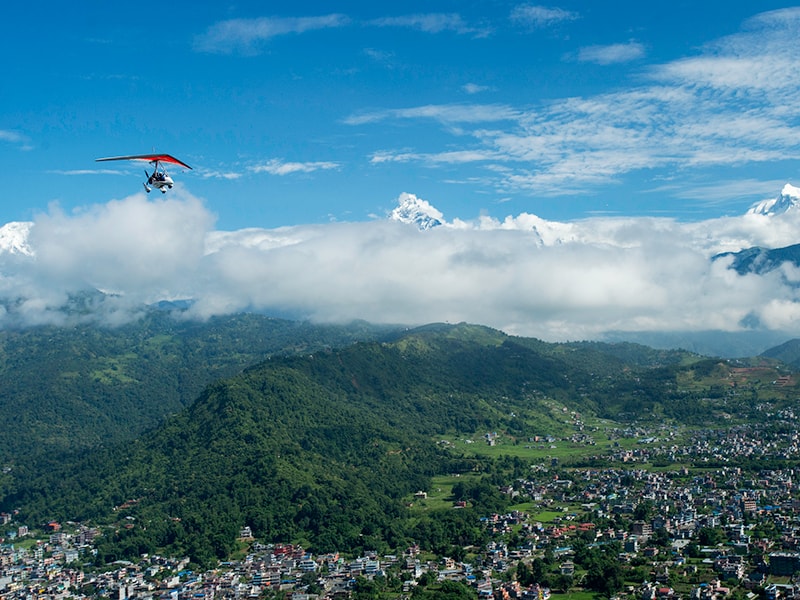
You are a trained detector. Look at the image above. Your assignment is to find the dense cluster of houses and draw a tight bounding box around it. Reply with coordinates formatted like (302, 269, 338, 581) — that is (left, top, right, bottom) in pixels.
(4, 419, 800, 598)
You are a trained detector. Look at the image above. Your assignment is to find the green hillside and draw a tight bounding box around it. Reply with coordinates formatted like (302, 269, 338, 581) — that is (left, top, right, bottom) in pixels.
(761, 337, 800, 367)
(0, 312, 397, 470)
(4, 322, 796, 565)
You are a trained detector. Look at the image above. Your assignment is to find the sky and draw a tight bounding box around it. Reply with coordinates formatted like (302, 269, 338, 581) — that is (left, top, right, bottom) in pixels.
(4, 1, 800, 227)
(3, 2, 800, 348)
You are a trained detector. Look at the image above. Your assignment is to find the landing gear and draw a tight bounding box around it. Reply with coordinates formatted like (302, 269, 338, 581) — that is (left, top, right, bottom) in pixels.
(141, 165, 175, 193)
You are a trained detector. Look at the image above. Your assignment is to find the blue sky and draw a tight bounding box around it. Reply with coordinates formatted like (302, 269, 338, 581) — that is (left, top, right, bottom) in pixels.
(3, 2, 800, 230)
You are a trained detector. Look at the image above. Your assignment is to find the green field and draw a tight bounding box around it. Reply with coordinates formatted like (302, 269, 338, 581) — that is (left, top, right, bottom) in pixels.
(550, 590, 597, 600)
(440, 434, 611, 462)
(406, 474, 480, 513)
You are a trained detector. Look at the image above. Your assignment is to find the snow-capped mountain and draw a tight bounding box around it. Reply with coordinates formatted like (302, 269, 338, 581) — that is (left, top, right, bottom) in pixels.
(746, 183, 800, 215)
(0, 222, 33, 256)
(389, 192, 444, 230)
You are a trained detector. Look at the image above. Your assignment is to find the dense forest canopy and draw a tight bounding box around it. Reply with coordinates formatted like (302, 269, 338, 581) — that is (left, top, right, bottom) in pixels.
(0, 312, 397, 469)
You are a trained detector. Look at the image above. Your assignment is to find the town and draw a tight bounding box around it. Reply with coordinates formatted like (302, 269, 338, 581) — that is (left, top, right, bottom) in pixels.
(4, 417, 800, 600)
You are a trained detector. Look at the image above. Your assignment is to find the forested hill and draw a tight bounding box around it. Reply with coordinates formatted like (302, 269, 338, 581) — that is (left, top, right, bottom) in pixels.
(0, 312, 397, 468)
(5, 322, 794, 565)
(761, 337, 800, 367)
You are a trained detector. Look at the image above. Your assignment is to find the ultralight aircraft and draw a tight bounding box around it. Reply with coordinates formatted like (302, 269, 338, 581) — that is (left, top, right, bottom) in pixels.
(96, 153, 192, 193)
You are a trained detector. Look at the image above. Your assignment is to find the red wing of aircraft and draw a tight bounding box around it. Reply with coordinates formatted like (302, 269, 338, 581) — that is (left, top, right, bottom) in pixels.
(96, 154, 192, 170)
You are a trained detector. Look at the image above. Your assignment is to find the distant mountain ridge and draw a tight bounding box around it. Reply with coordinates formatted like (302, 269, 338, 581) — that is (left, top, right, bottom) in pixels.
(746, 183, 800, 215)
(711, 183, 800, 277)
(761, 337, 800, 367)
(714, 243, 800, 276)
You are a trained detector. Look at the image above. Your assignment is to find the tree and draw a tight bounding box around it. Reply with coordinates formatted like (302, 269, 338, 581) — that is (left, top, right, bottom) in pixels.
(553, 573, 573, 592)
(352, 575, 381, 599)
(300, 572, 322, 595)
(585, 560, 623, 597)
(580, 544, 624, 598)
(634, 500, 654, 521)
(424, 580, 477, 600)
(651, 527, 670, 547)
(684, 542, 701, 558)
(516, 560, 533, 586)
(697, 526, 725, 546)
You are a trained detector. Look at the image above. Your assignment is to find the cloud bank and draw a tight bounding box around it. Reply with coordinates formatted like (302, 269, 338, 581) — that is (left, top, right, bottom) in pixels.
(3, 190, 800, 344)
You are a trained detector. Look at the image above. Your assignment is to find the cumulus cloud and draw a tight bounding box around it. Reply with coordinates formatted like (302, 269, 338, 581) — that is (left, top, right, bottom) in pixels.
(4, 190, 800, 344)
(28, 193, 211, 296)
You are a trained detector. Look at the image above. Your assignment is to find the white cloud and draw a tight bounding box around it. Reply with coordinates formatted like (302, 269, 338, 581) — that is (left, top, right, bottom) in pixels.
(463, 83, 490, 95)
(344, 103, 521, 126)
(195, 11, 489, 55)
(576, 42, 645, 65)
(652, 179, 788, 207)
(364, 48, 395, 63)
(49, 169, 125, 176)
(28, 193, 211, 297)
(0, 131, 24, 144)
(250, 159, 340, 176)
(370, 149, 496, 165)
(4, 190, 800, 342)
(195, 14, 350, 54)
(368, 13, 478, 35)
(201, 170, 243, 180)
(510, 4, 579, 28)
(0, 130, 32, 151)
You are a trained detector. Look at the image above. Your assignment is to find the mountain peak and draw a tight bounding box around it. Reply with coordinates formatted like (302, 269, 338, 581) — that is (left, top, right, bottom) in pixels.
(746, 183, 800, 216)
(389, 193, 444, 230)
(0, 221, 34, 256)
